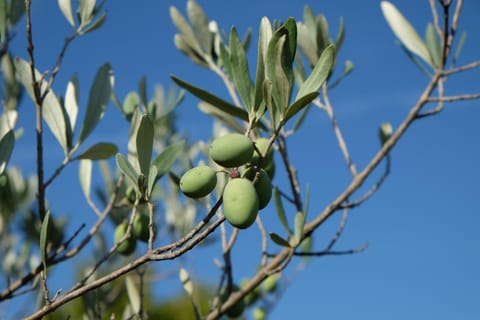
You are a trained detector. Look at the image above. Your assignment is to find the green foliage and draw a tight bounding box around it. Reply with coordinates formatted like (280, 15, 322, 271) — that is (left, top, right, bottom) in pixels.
(0, 1, 475, 319)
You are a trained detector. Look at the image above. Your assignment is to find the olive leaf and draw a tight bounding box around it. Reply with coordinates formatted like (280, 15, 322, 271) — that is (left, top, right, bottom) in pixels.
(40, 210, 51, 274)
(136, 114, 154, 178)
(125, 275, 140, 315)
(295, 44, 335, 100)
(151, 140, 185, 178)
(171, 75, 250, 122)
(57, 0, 75, 27)
(179, 268, 194, 296)
(64, 74, 79, 134)
(282, 91, 319, 125)
(273, 186, 292, 236)
(425, 23, 441, 68)
(78, 63, 114, 144)
(229, 27, 253, 112)
(0, 130, 14, 174)
(187, 0, 211, 54)
(75, 142, 118, 160)
(14, 58, 69, 154)
(293, 211, 305, 246)
(381, 1, 433, 67)
(116, 153, 139, 192)
(452, 31, 466, 66)
(79, 159, 92, 200)
(269, 232, 291, 248)
(78, 0, 95, 29)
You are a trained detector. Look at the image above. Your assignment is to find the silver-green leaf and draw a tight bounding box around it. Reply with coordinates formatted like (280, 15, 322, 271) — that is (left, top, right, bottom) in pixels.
(75, 142, 118, 160)
(78, 63, 114, 144)
(0, 130, 14, 174)
(116, 153, 139, 192)
(381, 1, 433, 67)
(136, 114, 154, 178)
(79, 159, 92, 200)
(151, 140, 185, 178)
(57, 0, 75, 27)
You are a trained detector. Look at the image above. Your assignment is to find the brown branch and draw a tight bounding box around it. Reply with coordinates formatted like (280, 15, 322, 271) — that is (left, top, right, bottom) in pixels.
(277, 135, 303, 212)
(427, 93, 480, 102)
(442, 60, 480, 75)
(341, 154, 391, 209)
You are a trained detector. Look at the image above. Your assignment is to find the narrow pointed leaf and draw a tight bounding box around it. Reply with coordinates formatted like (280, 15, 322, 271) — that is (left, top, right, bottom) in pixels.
(79, 159, 92, 200)
(147, 165, 158, 199)
(425, 23, 441, 68)
(65, 74, 79, 132)
(78, 0, 95, 28)
(14, 58, 68, 153)
(283, 91, 318, 125)
(138, 76, 147, 110)
(40, 210, 51, 272)
(381, 1, 432, 66)
(0, 130, 14, 174)
(253, 17, 271, 111)
(171, 75, 249, 122)
(335, 17, 345, 52)
(123, 91, 140, 116)
(273, 186, 291, 236)
(136, 114, 154, 177)
(296, 44, 334, 100)
(151, 140, 185, 177)
(229, 27, 253, 111)
(82, 12, 106, 34)
(76, 142, 118, 160)
(198, 102, 245, 133)
(116, 153, 139, 191)
(78, 63, 113, 144)
(170, 6, 203, 56)
(179, 268, 194, 296)
(187, 0, 211, 54)
(453, 31, 466, 66)
(57, 0, 75, 27)
(125, 275, 140, 315)
(269, 232, 291, 247)
(0, 0, 6, 40)
(294, 211, 305, 245)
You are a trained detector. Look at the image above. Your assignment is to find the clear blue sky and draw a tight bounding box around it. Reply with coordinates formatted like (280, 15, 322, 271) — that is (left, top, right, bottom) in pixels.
(5, 1, 480, 319)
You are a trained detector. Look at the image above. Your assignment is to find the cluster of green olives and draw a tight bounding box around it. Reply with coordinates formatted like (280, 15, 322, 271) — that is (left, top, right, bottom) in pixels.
(179, 133, 275, 229)
(113, 213, 157, 256)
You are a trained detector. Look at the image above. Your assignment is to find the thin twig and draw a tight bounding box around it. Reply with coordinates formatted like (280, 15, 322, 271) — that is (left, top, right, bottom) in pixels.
(317, 85, 358, 177)
(427, 92, 480, 102)
(292, 243, 368, 257)
(341, 154, 391, 209)
(442, 60, 480, 75)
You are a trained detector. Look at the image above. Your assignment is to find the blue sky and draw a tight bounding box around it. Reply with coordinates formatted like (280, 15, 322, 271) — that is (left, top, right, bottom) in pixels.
(4, 0, 480, 319)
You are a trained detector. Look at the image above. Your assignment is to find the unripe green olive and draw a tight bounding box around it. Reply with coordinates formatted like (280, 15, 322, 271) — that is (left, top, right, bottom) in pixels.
(126, 185, 137, 204)
(253, 307, 267, 320)
(262, 273, 278, 293)
(180, 165, 217, 198)
(263, 159, 275, 180)
(114, 222, 136, 256)
(220, 284, 246, 318)
(241, 278, 260, 306)
(223, 178, 259, 229)
(209, 133, 254, 168)
(250, 137, 274, 166)
(132, 213, 156, 242)
(242, 168, 272, 209)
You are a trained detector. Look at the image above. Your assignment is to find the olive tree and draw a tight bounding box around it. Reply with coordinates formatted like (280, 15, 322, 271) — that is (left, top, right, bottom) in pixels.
(0, 0, 478, 319)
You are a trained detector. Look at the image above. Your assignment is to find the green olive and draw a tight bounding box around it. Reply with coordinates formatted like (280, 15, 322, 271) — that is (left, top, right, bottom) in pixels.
(132, 213, 156, 242)
(263, 159, 275, 180)
(242, 168, 272, 209)
(220, 284, 246, 318)
(241, 278, 260, 306)
(262, 273, 278, 293)
(209, 133, 254, 168)
(114, 222, 136, 256)
(180, 165, 217, 198)
(253, 307, 267, 320)
(223, 178, 259, 229)
(250, 137, 274, 166)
